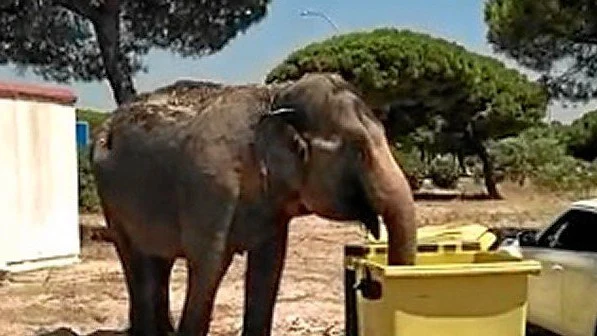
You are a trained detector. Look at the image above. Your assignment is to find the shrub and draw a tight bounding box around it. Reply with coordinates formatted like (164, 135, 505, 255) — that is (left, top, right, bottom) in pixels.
(78, 147, 101, 213)
(564, 109, 597, 162)
(490, 126, 570, 185)
(532, 158, 597, 197)
(75, 107, 109, 213)
(391, 146, 426, 191)
(429, 154, 460, 189)
(491, 126, 597, 197)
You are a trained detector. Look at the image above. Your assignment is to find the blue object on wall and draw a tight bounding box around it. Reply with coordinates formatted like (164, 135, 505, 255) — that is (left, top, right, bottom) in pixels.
(76, 121, 89, 148)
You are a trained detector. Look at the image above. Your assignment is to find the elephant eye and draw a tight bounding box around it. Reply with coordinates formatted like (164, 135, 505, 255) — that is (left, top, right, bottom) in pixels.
(292, 134, 309, 162)
(298, 144, 309, 162)
(357, 146, 372, 166)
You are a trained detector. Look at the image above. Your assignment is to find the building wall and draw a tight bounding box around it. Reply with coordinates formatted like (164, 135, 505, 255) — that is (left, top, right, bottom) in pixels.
(0, 85, 80, 272)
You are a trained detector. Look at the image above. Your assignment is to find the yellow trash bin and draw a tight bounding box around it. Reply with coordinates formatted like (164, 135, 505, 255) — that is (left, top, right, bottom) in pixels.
(344, 240, 541, 336)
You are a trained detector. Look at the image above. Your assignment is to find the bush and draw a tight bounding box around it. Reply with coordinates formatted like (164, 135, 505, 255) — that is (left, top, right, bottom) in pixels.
(76, 107, 109, 213)
(490, 126, 567, 186)
(429, 154, 460, 189)
(565, 109, 597, 162)
(532, 158, 597, 197)
(78, 147, 101, 213)
(491, 126, 597, 197)
(391, 146, 426, 191)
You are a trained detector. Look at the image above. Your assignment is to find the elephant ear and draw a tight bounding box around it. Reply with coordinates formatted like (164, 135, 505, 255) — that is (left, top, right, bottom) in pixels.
(254, 107, 310, 195)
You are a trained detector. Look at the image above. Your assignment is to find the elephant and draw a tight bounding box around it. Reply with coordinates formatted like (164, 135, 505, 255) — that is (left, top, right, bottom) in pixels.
(90, 72, 416, 336)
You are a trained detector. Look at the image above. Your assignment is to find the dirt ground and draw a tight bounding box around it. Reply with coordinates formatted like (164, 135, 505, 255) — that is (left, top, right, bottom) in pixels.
(0, 184, 571, 336)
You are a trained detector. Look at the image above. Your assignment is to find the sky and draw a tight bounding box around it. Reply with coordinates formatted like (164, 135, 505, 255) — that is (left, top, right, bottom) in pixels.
(0, 0, 595, 123)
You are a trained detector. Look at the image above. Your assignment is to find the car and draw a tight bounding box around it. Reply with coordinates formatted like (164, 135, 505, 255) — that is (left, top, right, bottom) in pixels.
(499, 198, 597, 336)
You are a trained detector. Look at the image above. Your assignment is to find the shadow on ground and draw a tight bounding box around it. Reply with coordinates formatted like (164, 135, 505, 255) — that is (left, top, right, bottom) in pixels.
(37, 328, 128, 336)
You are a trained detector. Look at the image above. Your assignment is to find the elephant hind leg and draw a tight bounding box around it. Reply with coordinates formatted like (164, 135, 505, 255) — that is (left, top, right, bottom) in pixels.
(148, 255, 175, 334)
(112, 228, 175, 336)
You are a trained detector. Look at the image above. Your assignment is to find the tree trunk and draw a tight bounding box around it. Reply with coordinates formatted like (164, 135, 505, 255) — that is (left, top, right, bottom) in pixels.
(457, 150, 467, 175)
(474, 141, 502, 199)
(518, 175, 526, 187)
(91, 1, 136, 106)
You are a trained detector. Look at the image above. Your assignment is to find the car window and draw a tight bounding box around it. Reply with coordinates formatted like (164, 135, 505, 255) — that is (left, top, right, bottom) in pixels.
(536, 209, 579, 248)
(539, 208, 597, 252)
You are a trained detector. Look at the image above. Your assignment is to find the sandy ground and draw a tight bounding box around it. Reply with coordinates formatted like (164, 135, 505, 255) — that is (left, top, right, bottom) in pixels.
(0, 185, 569, 336)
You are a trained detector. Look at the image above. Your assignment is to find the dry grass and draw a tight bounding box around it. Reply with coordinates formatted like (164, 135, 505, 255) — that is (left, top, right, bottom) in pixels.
(0, 184, 573, 336)
(417, 182, 569, 229)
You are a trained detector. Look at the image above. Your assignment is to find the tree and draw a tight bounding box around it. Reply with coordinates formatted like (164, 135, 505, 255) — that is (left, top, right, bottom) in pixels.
(265, 28, 548, 199)
(485, 0, 597, 102)
(0, 0, 271, 105)
(566, 110, 597, 161)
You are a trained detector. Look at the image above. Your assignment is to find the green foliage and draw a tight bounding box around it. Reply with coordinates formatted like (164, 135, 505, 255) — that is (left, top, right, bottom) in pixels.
(531, 157, 597, 197)
(485, 0, 597, 101)
(266, 28, 548, 142)
(0, 0, 270, 79)
(75, 108, 107, 213)
(0, 0, 271, 103)
(391, 146, 426, 191)
(429, 155, 460, 189)
(266, 28, 548, 198)
(76, 108, 110, 134)
(77, 146, 101, 213)
(491, 125, 597, 196)
(565, 110, 597, 161)
(490, 126, 567, 186)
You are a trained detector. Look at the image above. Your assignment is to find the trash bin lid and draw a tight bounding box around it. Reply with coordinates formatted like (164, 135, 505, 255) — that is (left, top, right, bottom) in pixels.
(366, 221, 497, 252)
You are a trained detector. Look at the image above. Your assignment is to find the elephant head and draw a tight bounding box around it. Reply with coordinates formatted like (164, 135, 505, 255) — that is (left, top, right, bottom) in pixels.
(256, 73, 416, 265)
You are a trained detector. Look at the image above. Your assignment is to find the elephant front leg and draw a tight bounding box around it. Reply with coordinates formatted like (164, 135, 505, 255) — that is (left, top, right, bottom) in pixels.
(242, 225, 289, 336)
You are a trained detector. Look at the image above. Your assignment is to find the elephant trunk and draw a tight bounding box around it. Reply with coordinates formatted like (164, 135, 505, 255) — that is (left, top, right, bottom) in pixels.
(369, 140, 417, 266)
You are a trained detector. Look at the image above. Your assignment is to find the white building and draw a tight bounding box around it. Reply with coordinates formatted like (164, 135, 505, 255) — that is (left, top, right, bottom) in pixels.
(0, 81, 80, 272)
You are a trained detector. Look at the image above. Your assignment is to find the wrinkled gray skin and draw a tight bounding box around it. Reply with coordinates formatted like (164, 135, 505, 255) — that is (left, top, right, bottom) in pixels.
(90, 73, 416, 336)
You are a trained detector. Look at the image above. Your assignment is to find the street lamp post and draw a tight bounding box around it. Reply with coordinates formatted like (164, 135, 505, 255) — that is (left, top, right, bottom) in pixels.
(299, 9, 340, 33)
